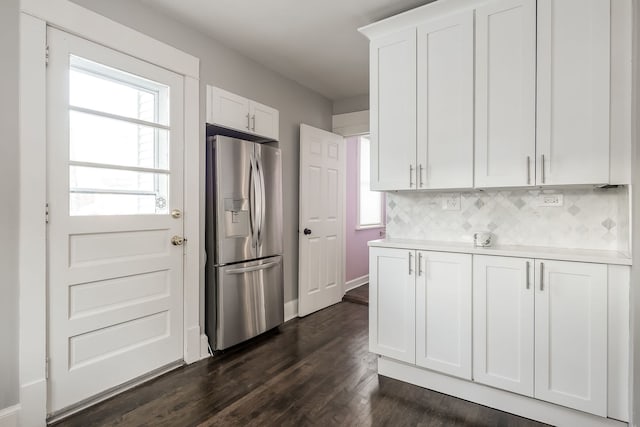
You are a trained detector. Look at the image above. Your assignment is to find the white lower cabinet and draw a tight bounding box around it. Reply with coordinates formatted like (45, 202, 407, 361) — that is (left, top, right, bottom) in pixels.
(369, 247, 415, 363)
(473, 255, 534, 396)
(534, 259, 608, 416)
(416, 251, 472, 379)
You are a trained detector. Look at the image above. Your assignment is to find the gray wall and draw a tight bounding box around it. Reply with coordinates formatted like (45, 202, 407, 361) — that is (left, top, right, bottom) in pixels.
(70, 0, 334, 312)
(0, 0, 20, 411)
(332, 94, 369, 115)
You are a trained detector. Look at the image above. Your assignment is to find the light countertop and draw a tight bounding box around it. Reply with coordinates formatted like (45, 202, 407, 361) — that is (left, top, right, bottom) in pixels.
(368, 238, 632, 266)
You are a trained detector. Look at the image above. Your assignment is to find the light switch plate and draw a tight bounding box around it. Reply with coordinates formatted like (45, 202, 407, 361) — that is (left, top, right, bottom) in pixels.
(443, 194, 461, 211)
(538, 193, 563, 207)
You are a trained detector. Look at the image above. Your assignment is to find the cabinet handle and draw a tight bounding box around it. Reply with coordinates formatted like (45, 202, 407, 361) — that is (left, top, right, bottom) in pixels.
(527, 156, 531, 185)
(540, 262, 545, 291)
(246, 113, 251, 130)
(541, 154, 546, 184)
(418, 252, 423, 276)
(251, 115, 256, 131)
(408, 252, 413, 275)
(526, 261, 530, 289)
(419, 164, 424, 188)
(409, 164, 414, 188)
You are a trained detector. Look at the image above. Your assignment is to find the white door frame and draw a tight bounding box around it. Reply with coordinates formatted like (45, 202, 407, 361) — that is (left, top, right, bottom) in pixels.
(19, 1, 202, 423)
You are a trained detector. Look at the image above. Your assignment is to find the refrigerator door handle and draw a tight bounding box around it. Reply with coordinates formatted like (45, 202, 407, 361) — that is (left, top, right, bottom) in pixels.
(225, 261, 280, 274)
(257, 155, 267, 248)
(248, 155, 257, 248)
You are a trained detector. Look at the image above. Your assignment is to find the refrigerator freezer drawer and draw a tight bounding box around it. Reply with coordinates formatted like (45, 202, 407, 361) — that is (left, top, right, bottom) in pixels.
(216, 255, 284, 350)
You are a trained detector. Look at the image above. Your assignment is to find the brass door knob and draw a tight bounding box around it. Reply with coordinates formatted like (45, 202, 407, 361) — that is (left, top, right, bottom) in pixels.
(171, 235, 185, 246)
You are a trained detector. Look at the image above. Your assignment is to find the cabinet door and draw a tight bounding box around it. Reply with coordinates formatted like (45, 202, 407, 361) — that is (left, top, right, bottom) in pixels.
(534, 260, 607, 416)
(249, 100, 279, 141)
(207, 86, 251, 132)
(370, 29, 416, 191)
(416, 11, 474, 190)
(537, 0, 610, 185)
(473, 256, 534, 396)
(415, 251, 471, 379)
(369, 247, 415, 364)
(475, 0, 536, 188)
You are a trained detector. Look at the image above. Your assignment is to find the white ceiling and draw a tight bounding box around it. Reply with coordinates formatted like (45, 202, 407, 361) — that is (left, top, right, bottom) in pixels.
(139, 0, 436, 101)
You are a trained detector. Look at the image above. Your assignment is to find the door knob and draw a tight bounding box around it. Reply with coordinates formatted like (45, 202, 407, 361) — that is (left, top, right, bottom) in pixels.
(171, 209, 182, 219)
(171, 235, 185, 246)
(303, 228, 312, 235)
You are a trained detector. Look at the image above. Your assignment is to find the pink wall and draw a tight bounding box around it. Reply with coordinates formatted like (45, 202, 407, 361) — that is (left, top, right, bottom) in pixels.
(346, 136, 385, 283)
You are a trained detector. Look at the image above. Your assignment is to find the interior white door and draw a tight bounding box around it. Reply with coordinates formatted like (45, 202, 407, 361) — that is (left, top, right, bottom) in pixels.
(47, 28, 185, 413)
(534, 260, 607, 416)
(473, 255, 534, 396)
(415, 251, 472, 379)
(536, 0, 610, 185)
(475, 0, 536, 187)
(369, 247, 416, 364)
(417, 10, 474, 189)
(298, 124, 345, 317)
(370, 28, 417, 190)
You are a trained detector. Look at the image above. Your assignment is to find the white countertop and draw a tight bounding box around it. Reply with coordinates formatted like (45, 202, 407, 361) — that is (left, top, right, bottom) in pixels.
(368, 238, 632, 266)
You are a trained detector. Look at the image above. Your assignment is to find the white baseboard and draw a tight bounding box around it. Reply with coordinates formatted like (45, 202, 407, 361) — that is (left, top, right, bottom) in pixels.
(19, 379, 46, 427)
(284, 299, 298, 322)
(378, 358, 626, 427)
(200, 334, 211, 360)
(185, 325, 201, 364)
(345, 275, 368, 292)
(0, 405, 20, 427)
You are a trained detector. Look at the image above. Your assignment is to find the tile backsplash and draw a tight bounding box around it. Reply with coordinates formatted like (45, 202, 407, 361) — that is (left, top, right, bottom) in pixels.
(386, 187, 629, 253)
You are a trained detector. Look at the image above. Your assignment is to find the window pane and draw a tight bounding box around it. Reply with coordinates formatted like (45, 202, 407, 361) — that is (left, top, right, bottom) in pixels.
(358, 136, 382, 226)
(70, 56, 168, 125)
(70, 110, 169, 170)
(70, 166, 168, 216)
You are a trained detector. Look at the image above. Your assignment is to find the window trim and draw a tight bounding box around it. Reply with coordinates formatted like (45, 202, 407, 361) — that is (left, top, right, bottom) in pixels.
(355, 135, 384, 230)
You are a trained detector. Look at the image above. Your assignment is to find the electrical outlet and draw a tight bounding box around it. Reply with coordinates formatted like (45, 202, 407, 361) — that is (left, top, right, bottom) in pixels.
(443, 194, 461, 211)
(538, 193, 563, 207)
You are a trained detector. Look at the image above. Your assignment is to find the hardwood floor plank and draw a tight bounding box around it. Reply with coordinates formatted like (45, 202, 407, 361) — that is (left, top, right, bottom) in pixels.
(53, 302, 547, 427)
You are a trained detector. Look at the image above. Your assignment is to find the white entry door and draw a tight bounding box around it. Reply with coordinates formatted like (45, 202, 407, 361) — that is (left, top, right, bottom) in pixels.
(298, 124, 345, 316)
(47, 28, 185, 413)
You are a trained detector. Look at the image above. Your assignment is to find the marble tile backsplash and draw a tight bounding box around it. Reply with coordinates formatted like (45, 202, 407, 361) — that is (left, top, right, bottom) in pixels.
(386, 187, 629, 253)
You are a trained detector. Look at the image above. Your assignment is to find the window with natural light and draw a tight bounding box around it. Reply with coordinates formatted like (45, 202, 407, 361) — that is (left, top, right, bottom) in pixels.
(68, 55, 170, 216)
(357, 136, 383, 228)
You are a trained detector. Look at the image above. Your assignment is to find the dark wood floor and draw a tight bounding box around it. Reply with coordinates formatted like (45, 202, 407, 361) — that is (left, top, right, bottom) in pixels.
(342, 283, 369, 305)
(54, 302, 547, 427)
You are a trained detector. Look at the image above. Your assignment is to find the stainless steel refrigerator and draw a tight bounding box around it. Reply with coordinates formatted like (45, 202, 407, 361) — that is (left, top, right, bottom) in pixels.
(205, 135, 284, 351)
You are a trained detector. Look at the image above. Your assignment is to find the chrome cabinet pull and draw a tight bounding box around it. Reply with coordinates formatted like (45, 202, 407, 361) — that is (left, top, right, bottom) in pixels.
(419, 164, 424, 188)
(540, 262, 545, 291)
(526, 261, 530, 289)
(246, 113, 251, 130)
(408, 252, 413, 275)
(526, 156, 531, 185)
(409, 164, 414, 188)
(418, 252, 423, 276)
(541, 154, 546, 184)
(251, 115, 256, 131)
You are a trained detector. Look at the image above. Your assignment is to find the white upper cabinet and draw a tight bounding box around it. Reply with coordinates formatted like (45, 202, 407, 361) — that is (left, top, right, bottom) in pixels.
(536, 0, 611, 185)
(534, 259, 607, 416)
(473, 255, 534, 396)
(415, 251, 472, 379)
(370, 29, 417, 191)
(417, 11, 474, 189)
(207, 85, 279, 141)
(369, 247, 416, 364)
(475, 0, 536, 188)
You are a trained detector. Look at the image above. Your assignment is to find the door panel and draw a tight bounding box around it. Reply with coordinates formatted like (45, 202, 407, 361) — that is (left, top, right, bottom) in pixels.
(255, 144, 283, 259)
(537, 0, 610, 185)
(475, 0, 536, 187)
(415, 251, 471, 379)
(534, 260, 607, 415)
(370, 29, 416, 190)
(298, 124, 345, 316)
(417, 10, 474, 189)
(47, 28, 184, 413)
(369, 248, 415, 364)
(473, 256, 534, 396)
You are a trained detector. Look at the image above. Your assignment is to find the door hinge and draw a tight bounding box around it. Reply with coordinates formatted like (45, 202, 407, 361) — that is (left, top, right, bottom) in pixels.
(45, 357, 50, 380)
(45, 203, 49, 224)
(45, 45, 50, 66)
